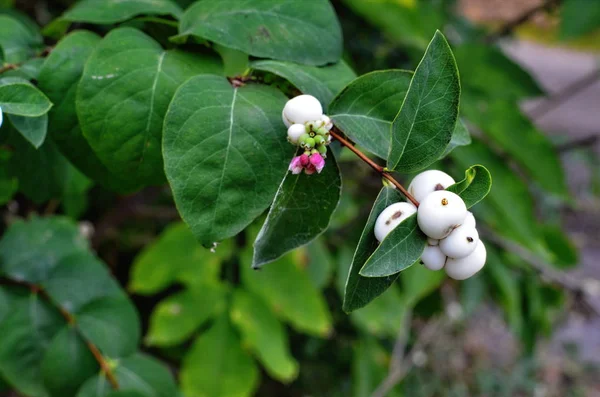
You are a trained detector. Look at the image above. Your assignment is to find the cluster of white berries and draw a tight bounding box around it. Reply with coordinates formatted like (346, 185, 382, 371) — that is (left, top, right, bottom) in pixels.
(374, 170, 486, 280)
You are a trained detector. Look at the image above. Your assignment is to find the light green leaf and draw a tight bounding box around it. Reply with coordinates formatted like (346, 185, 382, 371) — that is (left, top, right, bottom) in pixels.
(440, 118, 471, 158)
(178, 0, 342, 66)
(388, 31, 460, 172)
(77, 27, 223, 188)
(163, 75, 292, 246)
(328, 70, 413, 159)
(146, 285, 228, 347)
(560, 0, 600, 40)
(181, 315, 259, 397)
(0, 77, 52, 117)
(305, 239, 335, 289)
(230, 289, 298, 382)
(2, 57, 45, 80)
(0, 15, 42, 63)
(251, 60, 356, 106)
(446, 164, 492, 208)
(350, 285, 407, 338)
(252, 151, 341, 268)
(399, 261, 445, 304)
(241, 248, 332, 337)
(8, 113, 47, 148)
(62, 0, 182, 24)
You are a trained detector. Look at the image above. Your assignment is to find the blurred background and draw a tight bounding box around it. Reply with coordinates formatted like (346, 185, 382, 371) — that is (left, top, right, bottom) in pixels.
(2, 0, 600, 396)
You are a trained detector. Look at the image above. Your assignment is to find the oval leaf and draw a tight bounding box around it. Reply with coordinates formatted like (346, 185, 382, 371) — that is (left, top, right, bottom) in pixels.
(61, 0, 182, 24)
(446, 164, 492, 208)
(388, 30, 460, 172)
(7, 113, 47, 148)
(0, 77, 52, 117)
(178, 0, 342, 66)
(0, 15, 42, 64)
(163, 75, 292, 245)
(252, 150, 341, 268)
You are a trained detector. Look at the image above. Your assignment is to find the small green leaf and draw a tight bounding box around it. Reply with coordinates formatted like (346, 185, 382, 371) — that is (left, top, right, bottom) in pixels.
(343, 186, 402, 312)
(230, 289, 299, 382)
(178, 0, 342, 66)
(328, 70, 413, 159)
(0, 77, 52, 117)
(446, 164, 492, 208)
(440, 118, 471, 158)
(359, 215, 426, 278)
(77, 27, 223, 188)
(560, 0, 600, 40)
(7, 113, 47, 148)
(388, 31, 460, 172)
(252, 151, 341, 268)
(251, 60, 356, 106)
(0, 15, 42, 63)
(181, 315, 259, 397)
(146, 285, 227, 347)
(61, 0, 182, 24)
(163, 75, 292, 246)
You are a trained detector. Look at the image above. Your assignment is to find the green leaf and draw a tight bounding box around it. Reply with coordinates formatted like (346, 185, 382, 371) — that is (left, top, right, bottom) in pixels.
(349, 285, 408, 338)
(181, 315, 259, 397)
(560, 0, 600, 40)
(0, 77, 52, 117)
(251, 60, 356, 106)
(0, 149, 18, 205)
(252, 151, 341, 268)
(37, 30, 130, 192)
(446, 164, 492, 208)
(352, 336, 402, 397)
(359, 215, 426, 278)
(77, 27, 223, 188)
(0, 15, 42, 63)
(230, 289, 298, 382)
(76, 297, 140, 358)
(441, 118, 471, 158)
(129, 222, 232, 295)
(328, 70, 413, 159)
(241, 248, 332, 337)
(214, 44, 250, 77)
(41, 327, 98, 397)
(304, 239, 335, 289)
(77, 353, 179, 397)
(2, 57, 45, 80)
(398, 261, 445, 304)
(163, 75, 292, 246)
(7, 113, 47, 148)
(542, 225, 579, 269)
(388, 31, 460, 172)
(61, 0, 182, 24)
(0, 294, 63, 397)
(178, 0, 342, 66)
(343, 186, 402, 312)
(146, 285, 227, 347)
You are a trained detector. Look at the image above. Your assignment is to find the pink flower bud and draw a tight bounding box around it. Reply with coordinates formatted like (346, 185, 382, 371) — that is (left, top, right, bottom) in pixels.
(304, 164, 317, 175)
(299, 153, 310, 167)
(309, 153, 325, 173)
(288, 156, 303, 174)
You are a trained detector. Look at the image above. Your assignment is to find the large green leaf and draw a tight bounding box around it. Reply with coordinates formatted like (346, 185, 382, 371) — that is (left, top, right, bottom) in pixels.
(252, 151, 341, 268)
(560, 0, 600, 39)
(0, 77, 52, 117)
(178, 0, 342, 66)
(388, 31, 460, 172)
(230, 289, 298, 382)
(163, 75, 292, 246)
(62, 0, 182, 24)
(181, 315, 259, 397)
(145, 285, 227, 347)
(6, 113, 47, 148)
(37, 30, 131, 192)
(343, 186, 402, 312)
(251, 60, 356, 106)
(446, 164, 492, 208)
(241, 249, 332, 337)
(0, 15, 42, 63)
(328, 70, 413, 159)
(77, 27, 223, 188)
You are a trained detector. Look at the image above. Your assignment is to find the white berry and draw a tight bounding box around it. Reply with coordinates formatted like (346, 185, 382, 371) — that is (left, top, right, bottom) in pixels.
(287, 124, 306, 144)
(321, 115, 333, 130)
(408, 170, 456, 202)
(439, 224, 479, 259)
(374, 202, 417, 243)
(282, 95, 323, 126)
(463, 211, 476, 228)
(417, 191, 467, 239)
(421, 245, 446, 271)
(282, 109, 292, 128)
(445, 240, 486, 280)
(427, 238, 439, 246)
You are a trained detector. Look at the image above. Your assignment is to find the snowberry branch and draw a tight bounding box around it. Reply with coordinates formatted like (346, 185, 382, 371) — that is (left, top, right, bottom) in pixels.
(0, 46, 54, 74)
(330, 127, 420, 207)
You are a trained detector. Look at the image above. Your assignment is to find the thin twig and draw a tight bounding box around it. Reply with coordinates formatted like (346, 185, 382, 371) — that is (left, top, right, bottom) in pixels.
(330, 127, 420, 207)
(484, 0, 560, 43)
(557, 134, 599, 152)
(0, 46, 54, 74)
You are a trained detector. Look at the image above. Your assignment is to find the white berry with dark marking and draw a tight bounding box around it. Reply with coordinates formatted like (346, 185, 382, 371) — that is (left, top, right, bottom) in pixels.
(408, 170, 456, 202)
(417, 190, 467, 239)
(445, 240, 487, 280)
(374, 202, 417, 242)
(439, 224, 479, 259)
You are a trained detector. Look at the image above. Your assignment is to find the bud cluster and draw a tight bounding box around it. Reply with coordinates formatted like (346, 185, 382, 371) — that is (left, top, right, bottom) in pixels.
(282, 95, 332, 175)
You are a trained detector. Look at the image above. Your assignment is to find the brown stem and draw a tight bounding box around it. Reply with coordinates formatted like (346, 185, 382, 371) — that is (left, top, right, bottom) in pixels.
(0, 46, 54, 74)
(330, 127, 420, 207)
(483, 0, 560, 43)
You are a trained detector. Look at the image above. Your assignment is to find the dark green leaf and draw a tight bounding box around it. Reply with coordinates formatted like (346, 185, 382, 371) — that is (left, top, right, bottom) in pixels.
(446, 164, 492, 208)
(388, 31, 460, 172)
(163, 75, 292, 245)
(178, 0, 342, 66)
(560, 0, 600, 40)
(441, 118, 471, 158)
(8, 113, 47, 148)
(0, 149, 18, 205)
(62, 0, 182, 24)
(252, 151, 341, 268)
(181, 315, 259, 397)
(343, 186, 402, 312)
(542, 225, 579, 269)
(230, 289, 298, 382)
(0, 15, 42, 63)
(328, 70, 413, 159)
(0, 77, 52, 117)
(77, 27, 223, 188)
(251, 60, 356, 106)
